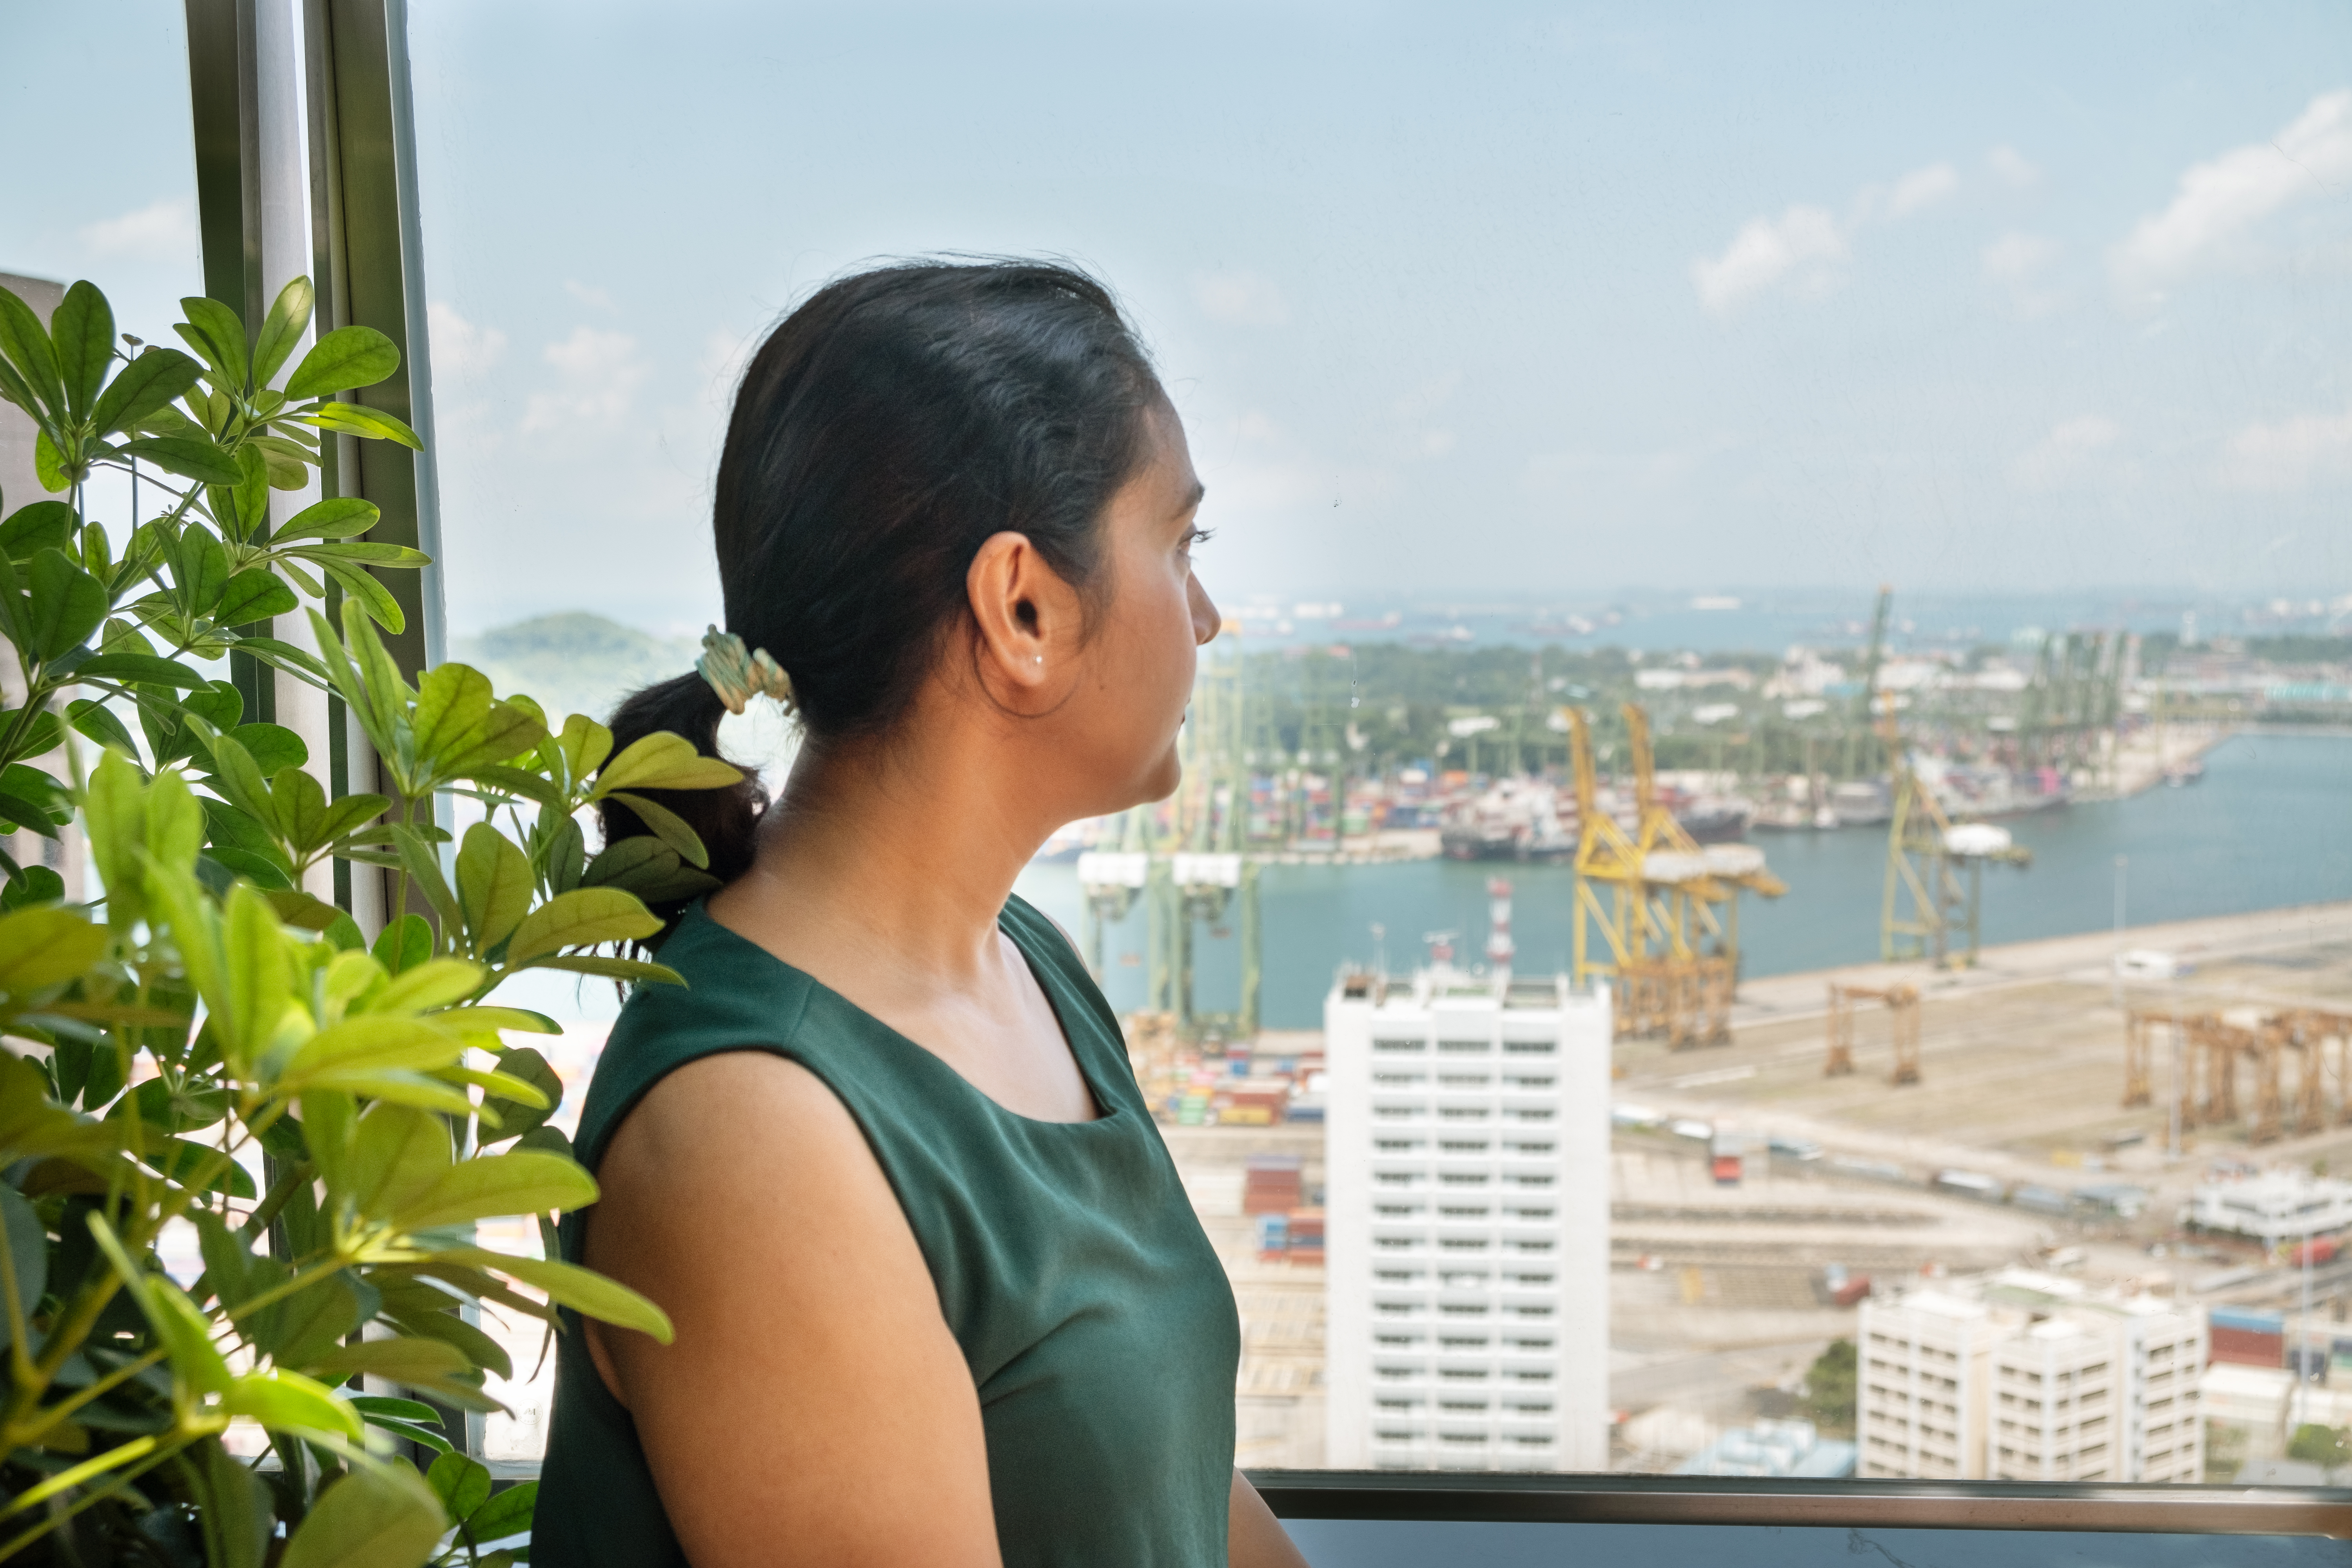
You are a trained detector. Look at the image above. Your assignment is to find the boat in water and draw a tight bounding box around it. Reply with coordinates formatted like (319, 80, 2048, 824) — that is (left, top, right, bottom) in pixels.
(1440, 777, 1577, 862)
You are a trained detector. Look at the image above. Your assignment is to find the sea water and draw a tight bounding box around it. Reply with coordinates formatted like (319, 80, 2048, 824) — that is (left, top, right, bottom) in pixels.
(1014, 732, 2352, 1029)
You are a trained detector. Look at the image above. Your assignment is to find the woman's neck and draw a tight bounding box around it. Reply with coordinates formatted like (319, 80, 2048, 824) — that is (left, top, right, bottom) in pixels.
(725, 720, 1057, 988)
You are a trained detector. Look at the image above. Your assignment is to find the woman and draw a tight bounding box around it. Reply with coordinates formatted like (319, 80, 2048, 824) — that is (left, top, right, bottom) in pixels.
(534, 261, 1309, 1568)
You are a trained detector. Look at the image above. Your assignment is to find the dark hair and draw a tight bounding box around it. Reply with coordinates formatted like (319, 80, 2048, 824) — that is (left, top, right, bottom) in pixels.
(599, 259, 1165, 927)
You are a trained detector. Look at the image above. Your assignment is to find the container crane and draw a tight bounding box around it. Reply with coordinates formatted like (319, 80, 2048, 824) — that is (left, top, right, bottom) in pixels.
(1568, 704, 1786, 1044)
(1873, 595, 2031, 967)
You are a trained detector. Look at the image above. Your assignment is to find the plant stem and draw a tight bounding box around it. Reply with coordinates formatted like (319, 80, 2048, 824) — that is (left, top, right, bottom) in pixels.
(0, 1434, 193, 1561)
(0, 1432, 162, 1521)
(4, 1344, 169, 1449)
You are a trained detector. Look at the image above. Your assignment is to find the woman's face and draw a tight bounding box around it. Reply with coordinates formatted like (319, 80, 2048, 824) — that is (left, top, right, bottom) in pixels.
(1065, 399, 1221, 810)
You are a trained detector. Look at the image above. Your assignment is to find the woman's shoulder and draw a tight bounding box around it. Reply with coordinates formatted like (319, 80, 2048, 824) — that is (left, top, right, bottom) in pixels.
(575, 904, 823, 1167)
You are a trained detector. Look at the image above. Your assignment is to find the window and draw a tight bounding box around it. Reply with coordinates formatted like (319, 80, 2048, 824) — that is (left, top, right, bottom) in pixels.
(389, 0, 2352, 1495)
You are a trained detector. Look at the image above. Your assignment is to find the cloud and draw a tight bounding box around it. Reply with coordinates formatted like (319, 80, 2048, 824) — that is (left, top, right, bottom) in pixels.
(564, 279, 619, 312)
(2012, 415, 2123, 490)
(1987, 145, 2040, 189)
(2220, 406, 2352, 490)
(2111, 89, 2352, 301)
(78, 198, 198, 263)
(523, 325, 646, 432)
(1690, 205, 1847, 317)
(426, 301, 508, 380)
(1192, 271, 1290, 327)
(1981, 232, 2063, 317)
(1887, 163, 1959, 217)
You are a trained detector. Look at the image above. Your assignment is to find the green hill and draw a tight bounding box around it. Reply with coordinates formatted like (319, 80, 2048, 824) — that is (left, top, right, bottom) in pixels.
(450, 612, 700, 727)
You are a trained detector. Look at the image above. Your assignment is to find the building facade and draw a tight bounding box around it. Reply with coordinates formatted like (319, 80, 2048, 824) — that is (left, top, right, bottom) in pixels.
(1860, 1270, 2204, 1483)
(1323, 966, 1611, 1471)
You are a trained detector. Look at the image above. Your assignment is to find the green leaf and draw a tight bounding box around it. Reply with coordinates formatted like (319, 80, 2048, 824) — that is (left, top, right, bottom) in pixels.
(359, 1415, 455, 1454)
(51, 280, 114, 421)
(150, 1272, 236, 1395)
(223, 1366, 363, 1440)
(70, 651, 209, 687)
(232, 720, 309, 776)
(252, 276, 315, 387)
(303, 1334, 468, 1383)
(65, 697, 138, 756)
(256, 1270, 370, 1366)
(426, 1450, 494, 1526)
(347, 1103, 452, 1219)
(604, 790, 712, 870)
(229, 635, 332, 690)
(285, 1015, 467, 1087)
(285, 540, 431, 567)
(348, 1394, 445, 1423)
(594, 731, 744, 796)
(196, 1436, 274, 1568)
(412, 662, 492, 771)
(0, 1184, 45, 1341)
(323, 558, 406, 633)
(460, 1479, 538, 1546)
(279, 1464, 449, 1568)
(220, 881, 292, 1074)
(32, 429, 69, 492)
(0, 285, 62, 415)
(301, 399, 422, 449)
(527, 952, 685, 986)
(579, 836, 719, 902)
(432, 1246, 675, 1341)
(392, 1150, 598, 1233)
(388, 825, 463, 934)
(26, 547, 105, 659)
(284, 325, 399, 400)
(503, 887, 661, 966)
(92, 345, 203, 437)
(207, 445, 272, 544)
(270, 495, 379, 543)
(553, 712, 615, 784)
(0, 786, 60, 839)
(483, 1046, 562, 1142)
(456, 822, 535, 959)
(0, 864, 65, 911)
(372, 912, 434, 976)
(215, 567, 298, 627)
(0, 345, 39, 419)
(0, 905, 110, 991)
(0, 499, 76, 558)
(205, 730, 278, 831)
(177, 296, 253, 388)
(370, 955, 485, 1014)
(461, 764, 568, 811)
(116, 434, 245, 485)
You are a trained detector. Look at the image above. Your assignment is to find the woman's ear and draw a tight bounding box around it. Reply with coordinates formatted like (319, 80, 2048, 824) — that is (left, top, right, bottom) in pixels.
(967, 530, 1082, 699)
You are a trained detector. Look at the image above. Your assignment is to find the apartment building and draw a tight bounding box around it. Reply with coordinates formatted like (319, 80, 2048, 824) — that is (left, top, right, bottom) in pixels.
(1322, 963, 1610, 1472)
(1860, 1269, 2205, 1483)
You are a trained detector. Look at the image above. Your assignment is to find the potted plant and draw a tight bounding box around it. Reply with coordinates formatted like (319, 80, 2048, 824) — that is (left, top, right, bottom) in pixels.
(0, 276, 728, 1564)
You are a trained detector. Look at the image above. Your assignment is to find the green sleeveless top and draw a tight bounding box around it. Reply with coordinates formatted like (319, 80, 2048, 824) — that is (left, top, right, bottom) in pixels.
(532, 895, 1240, 1566)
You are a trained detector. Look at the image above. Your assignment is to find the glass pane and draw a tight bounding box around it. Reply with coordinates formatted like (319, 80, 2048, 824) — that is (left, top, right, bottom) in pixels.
(406, 1, 2352, 1481)
(0, 0, 205, 1267)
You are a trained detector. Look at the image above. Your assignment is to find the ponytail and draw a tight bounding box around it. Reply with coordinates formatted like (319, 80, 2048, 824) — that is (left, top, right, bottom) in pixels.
(597, 671, 767, 938)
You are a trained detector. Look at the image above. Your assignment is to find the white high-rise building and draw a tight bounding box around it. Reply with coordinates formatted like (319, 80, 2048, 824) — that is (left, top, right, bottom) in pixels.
(1323, 960, 1610, 1471)
(1859, 1269, 2204, 1484)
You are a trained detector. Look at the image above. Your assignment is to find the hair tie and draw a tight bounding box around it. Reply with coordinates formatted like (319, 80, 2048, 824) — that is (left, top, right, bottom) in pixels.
(696, 625, 795, 715)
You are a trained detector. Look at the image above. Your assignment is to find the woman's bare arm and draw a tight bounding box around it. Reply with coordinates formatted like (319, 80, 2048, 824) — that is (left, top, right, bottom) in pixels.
(1229, 1470, 1310, 1568)
(582, 1051, 1001, 1568)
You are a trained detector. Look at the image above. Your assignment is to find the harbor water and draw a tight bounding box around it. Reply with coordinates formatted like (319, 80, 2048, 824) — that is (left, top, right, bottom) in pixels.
(1014, 732, 2352, 1029)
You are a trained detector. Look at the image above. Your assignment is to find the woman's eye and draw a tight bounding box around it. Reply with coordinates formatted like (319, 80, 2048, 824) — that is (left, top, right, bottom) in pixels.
(1180, 526, 1213, 555)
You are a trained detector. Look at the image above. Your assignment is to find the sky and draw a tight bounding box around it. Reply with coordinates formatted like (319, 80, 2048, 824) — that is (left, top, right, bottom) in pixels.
(5, 2, 2350, 637)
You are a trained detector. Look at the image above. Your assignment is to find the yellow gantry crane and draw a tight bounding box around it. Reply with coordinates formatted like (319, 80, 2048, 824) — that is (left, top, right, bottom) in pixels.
(1568, 703, 1786, 1045)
